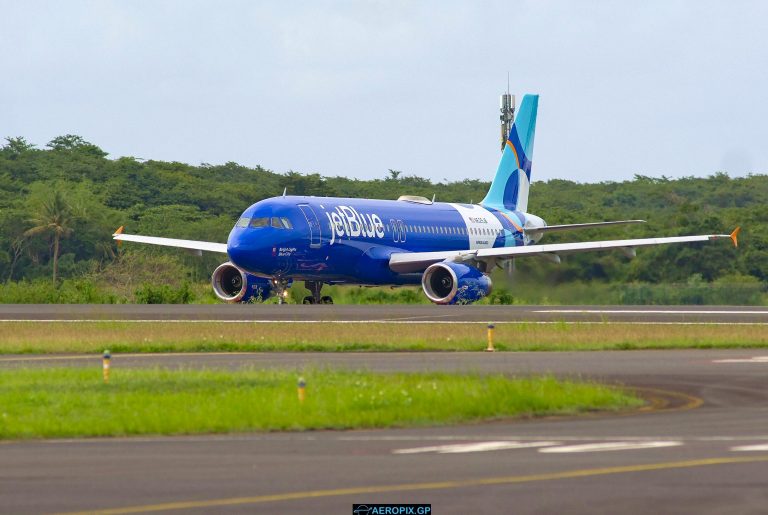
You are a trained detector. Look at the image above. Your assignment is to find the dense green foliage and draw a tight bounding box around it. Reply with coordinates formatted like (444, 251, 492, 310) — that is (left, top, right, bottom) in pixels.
(0, 135, 765, 304)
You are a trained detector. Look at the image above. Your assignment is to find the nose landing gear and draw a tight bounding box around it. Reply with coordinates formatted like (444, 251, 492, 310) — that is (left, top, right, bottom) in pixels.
(272, 278, 290, 304)
(302, 281, 333, 304)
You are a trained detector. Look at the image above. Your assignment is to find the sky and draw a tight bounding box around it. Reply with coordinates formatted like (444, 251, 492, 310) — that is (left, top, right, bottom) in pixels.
(2, 0, 767, 184)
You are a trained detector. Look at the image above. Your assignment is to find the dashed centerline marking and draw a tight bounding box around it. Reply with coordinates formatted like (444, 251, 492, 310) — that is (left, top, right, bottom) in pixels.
(394, 440, 685, 455)
(539, 441, 682, 453)
(393, 441, 558, 454)
(731, 444, 768, 452)
(713, 356, 768, 363)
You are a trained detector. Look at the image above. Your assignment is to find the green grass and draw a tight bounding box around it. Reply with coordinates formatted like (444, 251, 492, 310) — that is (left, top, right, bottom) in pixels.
(0, 321, 767, 354)
(0, 368, 640, 439)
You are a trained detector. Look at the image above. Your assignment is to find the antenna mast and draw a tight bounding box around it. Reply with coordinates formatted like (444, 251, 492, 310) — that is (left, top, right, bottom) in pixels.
(499, 74, 515, 152)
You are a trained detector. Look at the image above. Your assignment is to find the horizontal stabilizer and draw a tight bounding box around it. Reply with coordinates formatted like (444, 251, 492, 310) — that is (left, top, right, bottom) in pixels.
(525, 220, 646, 235)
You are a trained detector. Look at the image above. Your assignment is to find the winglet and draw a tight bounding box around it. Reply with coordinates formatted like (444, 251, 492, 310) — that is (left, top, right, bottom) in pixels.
(730, 227, 741, 248)
(113, 226, 124, 247)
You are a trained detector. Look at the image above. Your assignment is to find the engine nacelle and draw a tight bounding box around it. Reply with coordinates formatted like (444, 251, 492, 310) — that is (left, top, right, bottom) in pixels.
(211, 262, 273, 303)
(421, 261, 492, 305)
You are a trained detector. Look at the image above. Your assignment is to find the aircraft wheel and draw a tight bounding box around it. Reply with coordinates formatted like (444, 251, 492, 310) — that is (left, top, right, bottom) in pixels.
(302, 296, 316, 304)
(320, 296, 333, 305)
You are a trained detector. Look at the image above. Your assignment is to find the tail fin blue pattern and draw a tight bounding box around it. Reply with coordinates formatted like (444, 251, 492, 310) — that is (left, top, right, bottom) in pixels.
(481, 94, 539, 212)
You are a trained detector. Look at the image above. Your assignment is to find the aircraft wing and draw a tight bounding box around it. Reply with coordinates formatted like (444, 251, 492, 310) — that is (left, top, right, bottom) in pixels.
(113, 227, 228, 254)
(388, 228, 740, 274)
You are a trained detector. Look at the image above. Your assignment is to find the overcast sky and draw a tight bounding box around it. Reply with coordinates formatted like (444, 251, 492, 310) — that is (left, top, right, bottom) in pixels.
(2, 1, 767, 184)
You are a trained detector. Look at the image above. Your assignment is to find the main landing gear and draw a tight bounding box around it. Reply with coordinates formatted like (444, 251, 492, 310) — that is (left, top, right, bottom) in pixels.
(302, 281, 333, 305)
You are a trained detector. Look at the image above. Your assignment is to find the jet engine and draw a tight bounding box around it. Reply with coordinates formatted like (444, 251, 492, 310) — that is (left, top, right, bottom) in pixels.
(211, 262, 273, 303)
(421, 261, 492, 305)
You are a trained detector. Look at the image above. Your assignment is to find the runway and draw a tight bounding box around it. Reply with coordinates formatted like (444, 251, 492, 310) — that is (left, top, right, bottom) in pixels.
(2, 349, 768, 514)
(0, 303, 767, 323)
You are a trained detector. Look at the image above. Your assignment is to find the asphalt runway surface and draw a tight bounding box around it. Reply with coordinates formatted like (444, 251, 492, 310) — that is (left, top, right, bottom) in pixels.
(2, 349, 768, 514)
(0, 303, 767, 323)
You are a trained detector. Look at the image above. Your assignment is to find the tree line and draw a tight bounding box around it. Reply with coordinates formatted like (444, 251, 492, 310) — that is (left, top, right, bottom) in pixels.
(0, 135, 765, 303)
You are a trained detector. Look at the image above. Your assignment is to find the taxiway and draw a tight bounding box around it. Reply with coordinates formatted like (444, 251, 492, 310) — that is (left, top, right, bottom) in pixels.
(1, 349, 768, 514)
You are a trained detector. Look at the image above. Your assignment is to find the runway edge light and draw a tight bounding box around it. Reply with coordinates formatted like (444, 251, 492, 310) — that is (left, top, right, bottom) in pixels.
(486, 324, 495, 352)
(102, 350, 111, 384)
(297, 376, 306, 403)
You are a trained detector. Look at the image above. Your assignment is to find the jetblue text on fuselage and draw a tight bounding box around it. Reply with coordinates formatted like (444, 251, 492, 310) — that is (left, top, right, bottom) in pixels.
(324, 205, 385, 245)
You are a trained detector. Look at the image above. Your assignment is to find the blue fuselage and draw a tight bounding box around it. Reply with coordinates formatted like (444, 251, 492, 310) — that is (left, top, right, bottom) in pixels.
(227, 196, 532, 285)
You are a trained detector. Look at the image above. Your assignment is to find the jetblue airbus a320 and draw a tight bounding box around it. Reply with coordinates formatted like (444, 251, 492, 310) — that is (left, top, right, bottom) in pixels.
(114, 94, 740, 305)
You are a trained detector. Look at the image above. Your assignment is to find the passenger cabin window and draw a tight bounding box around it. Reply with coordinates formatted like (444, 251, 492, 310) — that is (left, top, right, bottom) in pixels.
(250, 217, 269, 228)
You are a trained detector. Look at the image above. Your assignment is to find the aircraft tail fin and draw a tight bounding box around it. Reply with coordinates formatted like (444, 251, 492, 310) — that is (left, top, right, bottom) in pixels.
(481, 93, 539, 212)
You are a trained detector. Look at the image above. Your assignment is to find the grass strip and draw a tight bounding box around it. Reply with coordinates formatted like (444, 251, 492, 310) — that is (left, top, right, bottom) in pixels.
(0, 322, 766, 353)
(0, 368, 640, 439)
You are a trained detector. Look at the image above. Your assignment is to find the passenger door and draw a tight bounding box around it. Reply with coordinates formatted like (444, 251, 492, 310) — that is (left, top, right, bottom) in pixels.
(298, 204, 322, 248)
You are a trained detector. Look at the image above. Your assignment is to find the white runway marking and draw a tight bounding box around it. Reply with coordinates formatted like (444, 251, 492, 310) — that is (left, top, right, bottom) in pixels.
(0, 320, 765, 325)
(341, 435, 768, 442)
(393, 441, 558, 454)
(731, 444, 768, 452)
(539, 441, 682, 453)
(384, 314, 458, 321)
(0, 352, 272, 362)
(712, 356, 768, 364)
(535, 309, 768, 315)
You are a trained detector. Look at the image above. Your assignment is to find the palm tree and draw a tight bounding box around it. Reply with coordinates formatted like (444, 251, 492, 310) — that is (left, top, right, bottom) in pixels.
(25, 190, 74, 285)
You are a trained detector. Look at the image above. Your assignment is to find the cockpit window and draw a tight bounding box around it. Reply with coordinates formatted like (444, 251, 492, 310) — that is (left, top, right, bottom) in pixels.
(246, 216, 293, 229)
(265, 217, 294, 229)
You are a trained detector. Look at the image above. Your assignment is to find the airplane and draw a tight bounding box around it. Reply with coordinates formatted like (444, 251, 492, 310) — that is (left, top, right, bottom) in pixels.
(113, 94, 740, 305)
